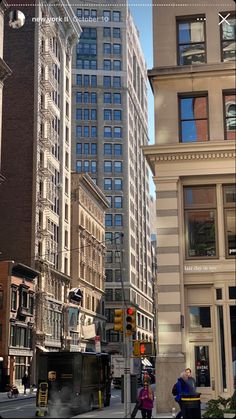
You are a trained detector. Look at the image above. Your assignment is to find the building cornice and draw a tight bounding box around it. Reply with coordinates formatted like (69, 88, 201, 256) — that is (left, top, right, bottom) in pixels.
(148, 62, 236, 86)
(142, 140, 236, 174)
(0, 57, 12, 82)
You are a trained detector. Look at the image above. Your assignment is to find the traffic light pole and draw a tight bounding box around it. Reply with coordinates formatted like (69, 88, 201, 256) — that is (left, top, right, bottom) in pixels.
(124, 332, 131, 418)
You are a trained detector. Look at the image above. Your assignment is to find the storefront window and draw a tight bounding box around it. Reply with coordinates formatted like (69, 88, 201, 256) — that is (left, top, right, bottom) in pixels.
(223, 185, 236, 257)
(189, 307, 211, 328)
(184, 186, 217, 258)
(195, 346, 211, 387)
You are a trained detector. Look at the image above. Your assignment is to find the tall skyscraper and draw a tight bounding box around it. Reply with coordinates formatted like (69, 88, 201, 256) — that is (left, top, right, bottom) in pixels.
(71, 0, 154, 350)
(0, 0, 81, 355)
(144, 0, 236, 411)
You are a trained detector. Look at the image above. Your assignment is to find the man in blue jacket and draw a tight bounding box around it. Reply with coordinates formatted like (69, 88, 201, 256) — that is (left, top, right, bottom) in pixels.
(175, 371, 190, 419)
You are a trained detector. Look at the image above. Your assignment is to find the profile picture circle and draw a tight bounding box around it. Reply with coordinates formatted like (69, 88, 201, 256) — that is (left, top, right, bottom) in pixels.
(9, 10, 25, 29)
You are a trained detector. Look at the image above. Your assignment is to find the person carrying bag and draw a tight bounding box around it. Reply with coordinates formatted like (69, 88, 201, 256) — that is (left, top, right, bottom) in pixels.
(137, 380, 154, 419)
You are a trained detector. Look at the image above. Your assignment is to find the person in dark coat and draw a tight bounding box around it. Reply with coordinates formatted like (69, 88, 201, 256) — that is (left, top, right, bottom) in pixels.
(185, 367, 197, 394)
(22, 372, 29, 394)
(175, 371, 190, 419)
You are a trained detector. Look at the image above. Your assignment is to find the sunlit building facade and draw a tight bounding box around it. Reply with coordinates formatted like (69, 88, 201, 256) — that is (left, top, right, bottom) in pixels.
(144, 0, 236, 412)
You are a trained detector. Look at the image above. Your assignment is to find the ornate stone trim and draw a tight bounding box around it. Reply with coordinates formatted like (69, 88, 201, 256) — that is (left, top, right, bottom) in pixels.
(149, 150, 236, 163)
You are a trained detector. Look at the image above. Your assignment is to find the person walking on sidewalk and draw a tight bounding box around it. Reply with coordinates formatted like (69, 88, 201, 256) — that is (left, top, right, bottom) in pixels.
(138, 380, 154, 419)
(22, 372, 29, 395)
(174, 371, 190, 419)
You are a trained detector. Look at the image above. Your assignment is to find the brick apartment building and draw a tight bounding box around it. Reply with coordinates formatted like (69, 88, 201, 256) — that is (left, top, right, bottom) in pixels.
(0, 261, 37, 389)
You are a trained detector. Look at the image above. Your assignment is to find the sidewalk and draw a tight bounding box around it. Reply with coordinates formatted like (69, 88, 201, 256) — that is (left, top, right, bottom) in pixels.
(0, 389, 36, 403)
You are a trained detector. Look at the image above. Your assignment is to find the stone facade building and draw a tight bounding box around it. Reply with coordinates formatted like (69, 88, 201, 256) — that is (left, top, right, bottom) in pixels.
(71, 173, 109, 351)
(71, 0, 153, 351)
(0, 261, 37, 389)
(143, 0, 236, 411)
(0, 1, 81, 361)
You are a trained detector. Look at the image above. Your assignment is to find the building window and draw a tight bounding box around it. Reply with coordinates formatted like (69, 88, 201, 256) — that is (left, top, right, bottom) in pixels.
(103, 10, 111, 21)
(114, 127, 122, 138)
(91, 75, 97, 87)
(76, 74, 82, 86)
(189, 306, 211, 328)
(106, 196, 112, 207)
(104, 143, 112, 155)
(113, 76, 121, 88)
(115, 289, 123, 301)
(104, 59, 111, 70)
(114, 196, 122, 208)
(105, 289, 113, 302)
(177, 17, 206, 65)
(223, 91, 236, 140)
(216, 288, 222, 300)
(91, 143, 97, 155)
(76, 160, 82, 172)
(114, 179, 122, 190)
(105, 269, 113, 282)
(115, 269, 122, 282)
(115, 251, 122, 263)
(113, 60, 122, 71)
(179, 94, 209, 142)
(105, 232, 113, 244)
(184, 186, 217, 258)
(113, 93, 121, 104)
(104, 161, 112, 172)
(220, 13, 236, 62)
(104, 27, 111, 37)
(104, 43, 111, 54)
(104, 127, 112, 138)
(223, 184, 236, 257)
(113, 11, 121, 22)
(114, 214, 123, 226)
(104, 92, 112, 104)
(104, 109, 112, 121)
(114, 144, 122, 155)
(104, 178, 112, 190)
(105, 214, 112, 227)
(114, 110, 122, 121)
(229, 287, 236, 299)
(11, 288, 17, 310)
(104, 76, 111, 88)
(114, 161, 122, 173)
(113, 44, 121, 55)
(113, 28, 121, 38)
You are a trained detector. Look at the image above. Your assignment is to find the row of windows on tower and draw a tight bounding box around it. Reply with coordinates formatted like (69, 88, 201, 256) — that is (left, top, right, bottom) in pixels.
(79, 27, 121, 39)
(76, 143, 122, 156)
(77, 9, 121, 22)
(76, 92, 121, 104)
(76, 59, 122, 71)
(76, 126, 122, 138)
(76, 109, 123, 121)
(77, 43, 122, 56)
(76, 160, 123, 174)
(76, 75, 122, 88)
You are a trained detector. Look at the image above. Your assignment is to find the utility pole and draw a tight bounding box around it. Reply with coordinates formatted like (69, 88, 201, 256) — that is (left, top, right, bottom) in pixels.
(124, 332, 131, 418)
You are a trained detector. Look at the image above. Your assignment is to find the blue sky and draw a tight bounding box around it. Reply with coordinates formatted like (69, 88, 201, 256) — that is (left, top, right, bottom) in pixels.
(129, 1, 155, 195)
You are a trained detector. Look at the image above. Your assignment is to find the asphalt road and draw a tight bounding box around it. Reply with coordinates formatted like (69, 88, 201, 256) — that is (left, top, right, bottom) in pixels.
(0, 398, 36, 418)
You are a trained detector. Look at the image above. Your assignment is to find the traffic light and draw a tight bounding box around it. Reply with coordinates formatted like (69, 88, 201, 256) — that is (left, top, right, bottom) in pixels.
(125, 307, 136, 335)
(114, 309, 123, 332)
(140, 342, 153, 356)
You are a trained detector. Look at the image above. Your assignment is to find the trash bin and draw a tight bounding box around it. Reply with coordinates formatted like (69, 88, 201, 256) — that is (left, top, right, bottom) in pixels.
(121, 375, 138, 403)
(181, 393, 201, 419)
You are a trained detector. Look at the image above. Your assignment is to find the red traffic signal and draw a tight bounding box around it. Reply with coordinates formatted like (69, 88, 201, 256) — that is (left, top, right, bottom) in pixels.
(125, 307, 136, 335)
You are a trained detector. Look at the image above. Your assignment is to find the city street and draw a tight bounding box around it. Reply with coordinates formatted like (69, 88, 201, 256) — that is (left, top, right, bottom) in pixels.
(0, 386, 174, 418)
